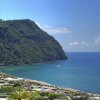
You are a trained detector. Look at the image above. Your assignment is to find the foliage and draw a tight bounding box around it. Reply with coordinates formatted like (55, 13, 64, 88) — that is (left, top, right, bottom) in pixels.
(0, 86, 14, 94)
(29, 91, 44, 100)
(0, 86, 22, 95)
(8, 90, 30, 100)
(70, 92, 89, 100)
(48, 92, 62, 100)
(0, 19, 67, 66)
(11, 80, 24, 87)
(29, 91, 63, 100)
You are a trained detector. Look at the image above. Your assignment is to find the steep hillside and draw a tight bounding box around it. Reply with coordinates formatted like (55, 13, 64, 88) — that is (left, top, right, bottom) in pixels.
(0, 19, 67, 66)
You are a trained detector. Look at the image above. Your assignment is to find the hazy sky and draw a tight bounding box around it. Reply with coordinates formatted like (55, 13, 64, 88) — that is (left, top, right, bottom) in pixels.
(0, 0, 100, 52)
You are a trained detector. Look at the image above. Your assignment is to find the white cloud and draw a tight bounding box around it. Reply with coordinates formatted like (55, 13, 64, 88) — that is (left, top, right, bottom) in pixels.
(35, 22, 71, 34)
(35, 22, 42, 28)
(81, 41, 89, 46)
(95, 36, 100, 45)
(69, 41, 80, 46)
(68, 41, 89, 47)
(42, 25, 51, 28)
(43, 27, 71, 34)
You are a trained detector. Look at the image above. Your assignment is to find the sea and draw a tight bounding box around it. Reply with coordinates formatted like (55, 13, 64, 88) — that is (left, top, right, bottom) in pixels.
(0, 52, 100, 94)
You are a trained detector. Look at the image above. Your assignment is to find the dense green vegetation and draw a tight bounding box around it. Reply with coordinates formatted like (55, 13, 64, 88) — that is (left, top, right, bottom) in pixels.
(0, 19, 67, 66)
(29, 91, 64, 100)
(8, 90, 30, 100)
(8, 90, 89, 100)
(0, 86, 22, 95)
(8, 91, 64, 100)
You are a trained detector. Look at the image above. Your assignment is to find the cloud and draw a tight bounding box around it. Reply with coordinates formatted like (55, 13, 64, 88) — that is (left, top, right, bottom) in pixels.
(35, 22, 71, 34)
(69, 41, 79, 46)
(81, 41, 89, 46)
(43, 27, 71, 34)
(35, 22, 42, 28)
(68, 41, 89, 46)
(95, 36, 100, 45)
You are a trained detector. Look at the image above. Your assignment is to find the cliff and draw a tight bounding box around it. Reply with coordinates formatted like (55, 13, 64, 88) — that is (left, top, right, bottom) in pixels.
(0, 19, 67, 66)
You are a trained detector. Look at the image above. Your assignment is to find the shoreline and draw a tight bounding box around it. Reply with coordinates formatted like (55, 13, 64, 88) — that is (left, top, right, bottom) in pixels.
(24, 78, 100, 96)
(0, 72, 100, 100)
(0, 59, 68, 67)
(7, 75, 100, 95)
(1, 72, 100, 96)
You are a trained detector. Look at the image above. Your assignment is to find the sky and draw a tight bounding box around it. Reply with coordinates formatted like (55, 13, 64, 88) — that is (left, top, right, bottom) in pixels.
(0, 0, 100, 52)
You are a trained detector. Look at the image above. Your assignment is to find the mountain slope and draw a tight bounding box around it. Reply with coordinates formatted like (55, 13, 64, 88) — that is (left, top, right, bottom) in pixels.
(0, 19, 67, 66)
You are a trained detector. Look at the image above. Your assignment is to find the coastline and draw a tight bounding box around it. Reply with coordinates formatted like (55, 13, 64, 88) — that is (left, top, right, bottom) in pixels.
(0, 59, 67, 68)
(0, 72, 100, 100)
(22, 78, 100, 96)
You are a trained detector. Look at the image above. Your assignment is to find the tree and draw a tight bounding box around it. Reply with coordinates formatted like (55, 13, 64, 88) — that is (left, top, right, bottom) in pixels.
(8, 90, 30, 100)
(29, 91, 44, 100)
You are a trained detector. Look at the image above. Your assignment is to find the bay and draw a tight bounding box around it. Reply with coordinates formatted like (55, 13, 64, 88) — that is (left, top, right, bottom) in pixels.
(0, 52, 100, 94)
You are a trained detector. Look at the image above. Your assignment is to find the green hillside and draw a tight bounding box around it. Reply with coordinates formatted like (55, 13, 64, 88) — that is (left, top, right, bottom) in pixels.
(0, 19, 67, 66)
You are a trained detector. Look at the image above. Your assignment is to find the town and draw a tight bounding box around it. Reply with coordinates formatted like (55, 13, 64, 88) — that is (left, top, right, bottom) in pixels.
(0, 72, 100, 100)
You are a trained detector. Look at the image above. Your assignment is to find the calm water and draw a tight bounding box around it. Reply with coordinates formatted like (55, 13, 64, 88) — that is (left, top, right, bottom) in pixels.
(0, 52, 100, 94)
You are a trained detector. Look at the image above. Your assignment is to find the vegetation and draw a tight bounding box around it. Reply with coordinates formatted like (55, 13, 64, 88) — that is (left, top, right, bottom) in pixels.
(8, 90, 30, 100)
(0, 19, 67, 66)
(9, 80, 24, 87)
(0, 86, 22, 95)
(29, 92, 44, 100)
(0, 73, 98, 100)
(8, 91, 64, 100)
(70, 92, 89, 100)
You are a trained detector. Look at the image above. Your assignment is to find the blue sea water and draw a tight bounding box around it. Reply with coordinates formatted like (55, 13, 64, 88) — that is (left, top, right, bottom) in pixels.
(0, 52, 100, 94)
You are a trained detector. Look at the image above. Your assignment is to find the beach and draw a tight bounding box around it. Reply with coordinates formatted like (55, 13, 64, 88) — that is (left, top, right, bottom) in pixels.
(0, 72, 100, 100)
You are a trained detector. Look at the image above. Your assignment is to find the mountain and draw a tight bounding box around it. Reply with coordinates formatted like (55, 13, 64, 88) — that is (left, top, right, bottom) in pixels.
(0, 19, 67, 66)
